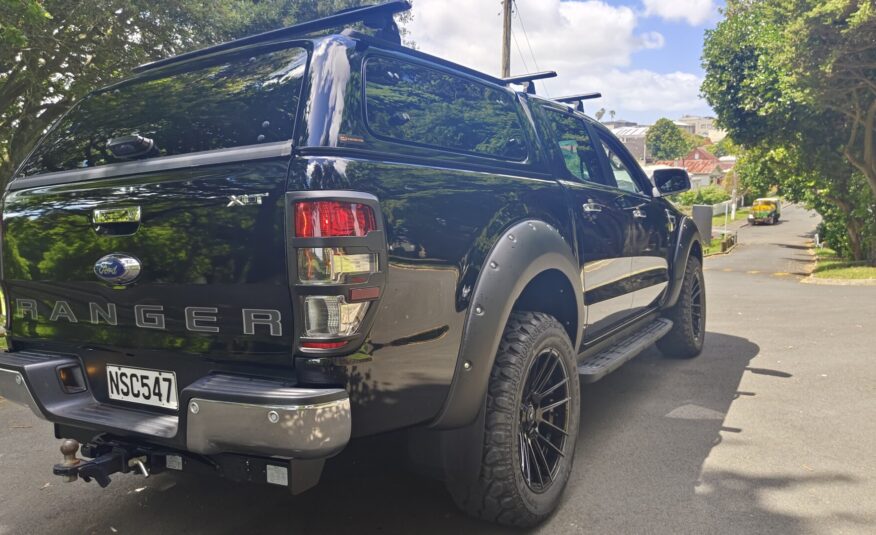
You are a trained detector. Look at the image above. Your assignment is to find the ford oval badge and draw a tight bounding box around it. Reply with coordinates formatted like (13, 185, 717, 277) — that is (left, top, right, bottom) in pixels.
(94, 254, 141, 285)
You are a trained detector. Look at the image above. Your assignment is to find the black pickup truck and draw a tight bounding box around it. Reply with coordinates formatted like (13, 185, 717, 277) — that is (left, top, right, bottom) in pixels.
(0, 2, 705, 527)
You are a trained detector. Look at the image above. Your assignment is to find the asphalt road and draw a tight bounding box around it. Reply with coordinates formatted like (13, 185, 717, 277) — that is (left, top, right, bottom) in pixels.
(2, 204, 875, 535)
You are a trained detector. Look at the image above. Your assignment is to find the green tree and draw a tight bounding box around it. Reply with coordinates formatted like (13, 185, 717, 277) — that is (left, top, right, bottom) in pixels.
(646, 118, 688, 160)
(681, 130, 709, 153)
(0, 0, 380, 187)
(702, 0, 876, 261)
(712, 136, 741, 158)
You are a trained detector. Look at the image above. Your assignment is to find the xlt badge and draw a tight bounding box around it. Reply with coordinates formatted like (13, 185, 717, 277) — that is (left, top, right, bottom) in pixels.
(227, 193, 269, 207)
(94, 253, 142, 285)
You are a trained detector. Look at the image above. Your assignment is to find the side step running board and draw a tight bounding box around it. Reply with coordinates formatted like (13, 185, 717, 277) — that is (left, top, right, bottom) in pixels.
(577, 318, 673, 383)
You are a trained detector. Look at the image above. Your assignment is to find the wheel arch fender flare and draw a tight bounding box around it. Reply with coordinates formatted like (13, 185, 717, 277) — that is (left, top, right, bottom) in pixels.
(430, 219, 584, 430)
(664, 215, 703, 309)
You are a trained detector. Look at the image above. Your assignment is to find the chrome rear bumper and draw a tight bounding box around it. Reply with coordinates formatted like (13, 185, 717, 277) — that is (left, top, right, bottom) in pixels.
(0, 351, 351, 460)
(0, 367, 45, 419)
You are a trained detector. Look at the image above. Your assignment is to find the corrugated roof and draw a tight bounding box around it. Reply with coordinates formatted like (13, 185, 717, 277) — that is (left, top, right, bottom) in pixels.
(654, 159, 722, 175)
(612, 126, 649, 137)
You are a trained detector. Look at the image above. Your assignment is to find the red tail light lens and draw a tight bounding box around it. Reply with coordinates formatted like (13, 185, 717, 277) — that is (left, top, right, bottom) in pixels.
(295, 201, 377, 238)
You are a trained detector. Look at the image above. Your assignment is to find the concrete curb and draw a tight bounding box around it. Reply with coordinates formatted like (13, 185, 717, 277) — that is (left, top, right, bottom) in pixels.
(801, 276, 876, 286)
(802, 244, 876, 285)
(704, 241, 738, 258)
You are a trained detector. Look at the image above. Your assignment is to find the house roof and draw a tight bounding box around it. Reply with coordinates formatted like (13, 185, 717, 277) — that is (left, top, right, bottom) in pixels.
(612, 126, 650, 137)
(654, 159, 722, 175)
(685, 147, 718, 161)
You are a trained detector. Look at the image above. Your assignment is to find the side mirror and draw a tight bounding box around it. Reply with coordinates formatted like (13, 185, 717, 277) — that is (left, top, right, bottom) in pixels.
(652, 168, 691, 196)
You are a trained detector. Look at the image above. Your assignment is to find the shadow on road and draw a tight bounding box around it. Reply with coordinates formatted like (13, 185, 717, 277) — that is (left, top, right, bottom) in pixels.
(2, 332, 861, 535)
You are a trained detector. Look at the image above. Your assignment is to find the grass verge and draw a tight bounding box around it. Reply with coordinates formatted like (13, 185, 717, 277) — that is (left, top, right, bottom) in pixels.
(703, 236, 736, 256)
(811, 248, 876, 280)
(712, 207, 749, 226)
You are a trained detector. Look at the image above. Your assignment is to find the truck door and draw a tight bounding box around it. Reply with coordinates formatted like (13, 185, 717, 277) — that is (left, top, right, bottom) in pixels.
(592, 126, 671, 316)
(534, 103, 637, 342)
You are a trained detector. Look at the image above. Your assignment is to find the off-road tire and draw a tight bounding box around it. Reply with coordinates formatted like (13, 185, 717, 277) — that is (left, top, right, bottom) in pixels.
(451, 312, 580, 527)
(658, 255, 706, 358)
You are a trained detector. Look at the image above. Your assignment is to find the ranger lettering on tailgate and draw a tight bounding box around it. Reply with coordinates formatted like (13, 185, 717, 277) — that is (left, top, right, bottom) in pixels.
(13, 299, 283, 336)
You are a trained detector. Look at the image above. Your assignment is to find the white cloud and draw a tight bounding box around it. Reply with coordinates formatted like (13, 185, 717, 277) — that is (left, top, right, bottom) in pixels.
(406, 0, 709, 123)
(409, 0, 651, 75)
(642, 0, 716, 26)
(565, 69, 705, 116)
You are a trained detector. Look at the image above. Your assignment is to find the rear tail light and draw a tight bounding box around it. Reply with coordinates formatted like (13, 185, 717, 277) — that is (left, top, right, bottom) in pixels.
(298, 248, 377, 285)
(303, 296, 369, 337)
(291, 195, 383, 352)
(295, 201, 376, 238)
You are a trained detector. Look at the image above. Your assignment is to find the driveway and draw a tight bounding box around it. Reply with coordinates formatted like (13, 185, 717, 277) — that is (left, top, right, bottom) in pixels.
(1, 204, 874, 534)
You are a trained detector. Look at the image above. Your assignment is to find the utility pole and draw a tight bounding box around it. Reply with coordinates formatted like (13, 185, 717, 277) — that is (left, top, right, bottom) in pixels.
(501, 0, 512, 77)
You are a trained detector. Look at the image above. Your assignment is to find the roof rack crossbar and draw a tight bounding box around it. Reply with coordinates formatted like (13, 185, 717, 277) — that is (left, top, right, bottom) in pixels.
(502, 71, 558, 95)
(555, 92, 602, 112)
(133, 1, 412, 73)
(502, 71, 557, 85)
(555, 92, 602, 104)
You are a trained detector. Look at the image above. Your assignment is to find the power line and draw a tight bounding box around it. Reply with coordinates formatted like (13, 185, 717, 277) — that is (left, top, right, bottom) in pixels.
(512, 28, 531, 74)
(512, 0, 549, 96)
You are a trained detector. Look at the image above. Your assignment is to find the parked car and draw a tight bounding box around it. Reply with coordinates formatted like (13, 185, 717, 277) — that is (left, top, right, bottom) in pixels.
(749, 197, 782, 225)
(0, 1, 705, 527)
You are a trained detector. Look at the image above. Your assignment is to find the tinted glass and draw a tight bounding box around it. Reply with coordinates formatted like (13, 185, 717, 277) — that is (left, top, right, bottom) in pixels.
(599, 139, 643, 194)
(19, 47, 308, 177)
(365, 57, 528, 160)
(543, 109, 609, 186)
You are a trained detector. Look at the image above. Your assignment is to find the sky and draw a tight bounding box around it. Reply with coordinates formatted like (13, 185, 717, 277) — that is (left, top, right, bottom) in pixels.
(407, 0, 725, 125)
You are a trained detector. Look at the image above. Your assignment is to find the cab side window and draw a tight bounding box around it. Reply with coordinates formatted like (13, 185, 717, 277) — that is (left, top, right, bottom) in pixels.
(598, 135, 646, 195)
(542, 109, 614, 187)
(364, 56, 528, 160)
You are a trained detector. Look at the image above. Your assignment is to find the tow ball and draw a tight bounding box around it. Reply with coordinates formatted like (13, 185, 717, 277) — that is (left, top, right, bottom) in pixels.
(52, 439, 154, 488)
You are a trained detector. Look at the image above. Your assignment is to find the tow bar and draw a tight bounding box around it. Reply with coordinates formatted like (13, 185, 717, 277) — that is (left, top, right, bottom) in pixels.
(52, 439, 158, 488)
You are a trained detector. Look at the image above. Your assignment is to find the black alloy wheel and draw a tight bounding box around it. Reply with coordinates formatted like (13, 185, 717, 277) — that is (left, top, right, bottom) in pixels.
(689, 272, 704, 343)
(658, 255, 706, 358)
(450, 311, 580, 527)
(518, 347, 571, 493)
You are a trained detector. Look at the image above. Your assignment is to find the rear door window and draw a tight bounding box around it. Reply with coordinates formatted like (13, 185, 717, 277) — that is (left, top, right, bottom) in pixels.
(596, 133, 648, 195)
(541, 108, 614, 187)
(364, 56, 528, 160)
(18, 46, 308, 177)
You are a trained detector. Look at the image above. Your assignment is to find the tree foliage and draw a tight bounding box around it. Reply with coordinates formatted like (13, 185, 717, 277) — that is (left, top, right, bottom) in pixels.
(646, 118, 688, 160)
(0, 0, 377, 186)
(711, 136, 741, 158)
(675, 185, 731, 207)
(702, 0, 876, 261)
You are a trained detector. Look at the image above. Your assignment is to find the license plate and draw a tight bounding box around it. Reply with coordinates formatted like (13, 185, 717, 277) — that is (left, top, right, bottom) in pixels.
(107, 365, 178, 410)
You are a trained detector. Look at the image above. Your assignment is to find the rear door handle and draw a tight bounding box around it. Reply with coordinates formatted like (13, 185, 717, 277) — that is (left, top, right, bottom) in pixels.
(93, 206, 142, 236)
(583, 201, 604, 213)
(93, 206, 141, 224)
(632, 208, 647, 219)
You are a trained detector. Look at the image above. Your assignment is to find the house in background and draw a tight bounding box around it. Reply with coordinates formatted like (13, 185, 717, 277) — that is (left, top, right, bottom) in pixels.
(677, 115, 727, 142)
(718, 155, 737, 172)
(602, 119, 637, 129)
(611, 122, 702, 163)
(655, 147, 724, 189)
(611, 126, 651, 162)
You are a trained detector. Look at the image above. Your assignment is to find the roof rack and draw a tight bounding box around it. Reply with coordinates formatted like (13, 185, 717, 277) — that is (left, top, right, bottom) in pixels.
(133, 1, 411, 73)
(555, 92, 602, 112)
(502, 71, 557, 94)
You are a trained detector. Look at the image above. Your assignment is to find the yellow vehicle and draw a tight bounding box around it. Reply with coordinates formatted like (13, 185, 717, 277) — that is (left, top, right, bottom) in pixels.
(748, 197, 781, 225)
